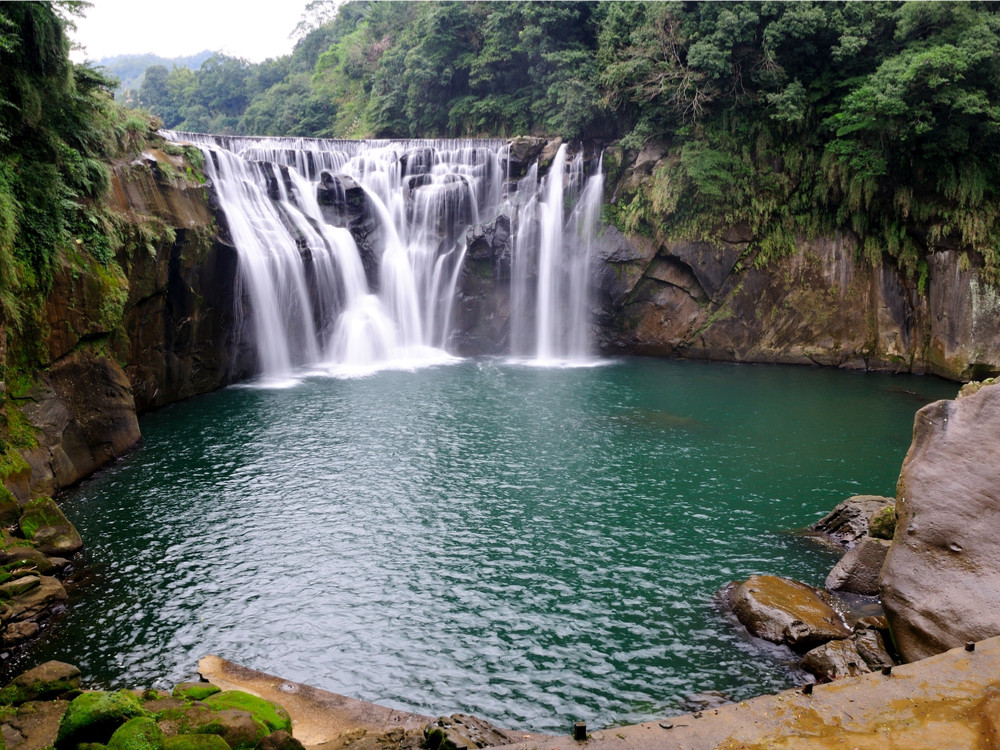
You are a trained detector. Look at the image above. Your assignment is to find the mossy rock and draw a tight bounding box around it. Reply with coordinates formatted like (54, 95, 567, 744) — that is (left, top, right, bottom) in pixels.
(154, 705, 221, 734)
(0, 485, 20, 527)
(869, 505, 897, 540)
(163, 735, 231, 750)
(18, 497, 83, 556)
(107, 717, 165, 750)
(171, 683, 220, 702)
(202, 692, 290, 734)
(57, 691, 148, 749)
(0, 547, 54, 575)
(203, 710, 268, 750)
(0, 660, 81, 706)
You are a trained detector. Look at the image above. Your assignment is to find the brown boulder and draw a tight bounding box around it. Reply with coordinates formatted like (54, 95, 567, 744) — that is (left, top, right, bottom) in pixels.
(881, 382, 1000, 661)
(725, 575, 850, 651)
(825, 537, 890, 596)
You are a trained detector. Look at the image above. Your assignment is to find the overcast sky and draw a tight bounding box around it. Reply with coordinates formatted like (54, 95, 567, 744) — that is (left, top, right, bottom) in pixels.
(69, 0, 314, 63)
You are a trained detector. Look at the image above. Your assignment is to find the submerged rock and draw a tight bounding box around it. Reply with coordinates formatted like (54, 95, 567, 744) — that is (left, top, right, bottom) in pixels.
(812, 495, 893, 547)
(881, 381, 1000, 661)
(724, 575, 851, 651)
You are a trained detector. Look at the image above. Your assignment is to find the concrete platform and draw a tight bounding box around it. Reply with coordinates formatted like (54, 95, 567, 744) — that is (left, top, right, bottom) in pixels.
(199, 635, 1000, 750)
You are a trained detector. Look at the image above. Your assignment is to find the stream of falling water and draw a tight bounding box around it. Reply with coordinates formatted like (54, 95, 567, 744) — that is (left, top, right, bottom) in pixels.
(162, 133, 605, 380)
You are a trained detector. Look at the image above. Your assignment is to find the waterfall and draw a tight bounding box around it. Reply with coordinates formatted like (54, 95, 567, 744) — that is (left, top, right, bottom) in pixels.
(162, 132, 603, 378)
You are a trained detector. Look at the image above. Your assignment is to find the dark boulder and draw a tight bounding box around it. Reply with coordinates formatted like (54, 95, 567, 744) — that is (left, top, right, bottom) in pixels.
(825, 536, 890, 596)
(812, 495, 894, 548)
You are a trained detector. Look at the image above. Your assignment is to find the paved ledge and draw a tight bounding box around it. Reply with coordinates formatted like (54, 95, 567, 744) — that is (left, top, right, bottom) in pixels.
(497, 636, 1000, 750)
(200, 636, 1000, 750)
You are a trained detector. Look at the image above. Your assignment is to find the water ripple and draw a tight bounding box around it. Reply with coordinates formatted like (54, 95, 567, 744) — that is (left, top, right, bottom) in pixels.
(29, 359, 956, 733)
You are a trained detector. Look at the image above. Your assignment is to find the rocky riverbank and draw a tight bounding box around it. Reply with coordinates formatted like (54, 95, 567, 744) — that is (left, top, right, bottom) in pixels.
(0, 658, 532, 750)
(719, 379, 1000, 688)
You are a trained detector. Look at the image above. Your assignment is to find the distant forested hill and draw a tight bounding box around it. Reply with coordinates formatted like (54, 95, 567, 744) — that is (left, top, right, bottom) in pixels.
(97, 50, 215, 103)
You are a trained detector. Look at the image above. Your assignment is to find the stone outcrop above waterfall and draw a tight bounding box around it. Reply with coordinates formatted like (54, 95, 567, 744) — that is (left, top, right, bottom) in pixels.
(595, 146, 1000, 381)
(880, 381, 1000, 661)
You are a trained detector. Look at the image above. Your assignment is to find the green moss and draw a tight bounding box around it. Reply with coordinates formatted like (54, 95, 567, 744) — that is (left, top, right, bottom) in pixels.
(202, 692, 291, 734)
(57, 691, 148, 749)
(171, 684, 221, 702)
(18, 497, 64, 541)
(163, 736, 230, 750)
(107, 717, 164, 750)
(869, 505, 897, 540)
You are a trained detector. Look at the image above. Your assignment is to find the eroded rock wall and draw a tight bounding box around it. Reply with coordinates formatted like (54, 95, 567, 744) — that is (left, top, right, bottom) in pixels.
(7, 148, 247, 500)
(590, 152, 1000, 381)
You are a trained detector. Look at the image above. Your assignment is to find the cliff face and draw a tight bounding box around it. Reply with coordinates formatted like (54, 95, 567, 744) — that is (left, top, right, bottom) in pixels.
(586, 151, 1000, 382)
(6, 148, 248, 501)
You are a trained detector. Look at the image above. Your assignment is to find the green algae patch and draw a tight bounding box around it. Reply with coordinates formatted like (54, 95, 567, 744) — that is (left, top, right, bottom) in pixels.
(171, 683, 221, 702)
(163, 735, 230, 750)
(107, 717, 165, 750)
(57, 691, 148, 749)
(202, 692, 291, 733)
(869, 504, 897, 540)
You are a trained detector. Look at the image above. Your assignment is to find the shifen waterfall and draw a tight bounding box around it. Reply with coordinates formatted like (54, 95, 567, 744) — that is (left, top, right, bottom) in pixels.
(163, 132, 604, 379)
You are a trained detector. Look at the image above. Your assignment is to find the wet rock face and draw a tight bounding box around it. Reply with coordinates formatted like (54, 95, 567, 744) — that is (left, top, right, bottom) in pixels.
(880, 382, 1000, 661)
(20, 350, 140, 498)
(596, 151, 1000, 378)
(452, 216, 514, 356)
(724, 575, 851, 651)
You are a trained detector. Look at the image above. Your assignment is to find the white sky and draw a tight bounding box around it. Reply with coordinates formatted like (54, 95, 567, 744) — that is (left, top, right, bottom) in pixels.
(69, 0, 314, 63)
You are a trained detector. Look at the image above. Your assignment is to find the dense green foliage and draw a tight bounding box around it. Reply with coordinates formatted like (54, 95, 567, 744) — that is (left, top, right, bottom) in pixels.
(135, 0, 1000, 283)
(0, 1, 157, 478)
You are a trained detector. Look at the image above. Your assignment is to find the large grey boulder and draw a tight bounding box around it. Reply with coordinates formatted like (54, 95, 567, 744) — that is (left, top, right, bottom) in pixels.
(880, 382, 1000, 661)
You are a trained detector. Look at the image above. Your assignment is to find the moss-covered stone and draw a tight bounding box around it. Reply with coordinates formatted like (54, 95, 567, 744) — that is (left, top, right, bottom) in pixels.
(154, 705, 220, 735)
(0, 547, 54, 575)
(18, 497, 83, 556)
(0, 485, 20, 526)
(206, 710, 268, 750)
(56, 691, 148, 749)
(107, 717, 165, 750)
(0, 660, 81, 706)
(162, 735, 231, 750)
(171, 683, 220, 702)
(202, 692, 290, 734)
(869, 504, 897, 540)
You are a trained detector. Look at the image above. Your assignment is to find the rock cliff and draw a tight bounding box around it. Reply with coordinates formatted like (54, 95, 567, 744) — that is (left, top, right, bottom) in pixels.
(4, 145, 248, 501)
(588, 147, 1000, 381)
(880, 380, 1000, 661)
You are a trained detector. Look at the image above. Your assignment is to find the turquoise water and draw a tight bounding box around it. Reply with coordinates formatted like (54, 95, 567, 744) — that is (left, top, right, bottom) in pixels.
(29, 358, 955, 732)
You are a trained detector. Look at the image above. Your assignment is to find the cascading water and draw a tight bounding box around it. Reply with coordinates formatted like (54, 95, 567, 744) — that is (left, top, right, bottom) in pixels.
(163, 132, 604, 379)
